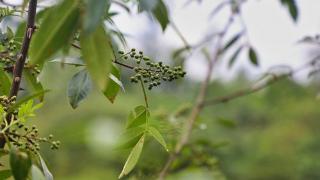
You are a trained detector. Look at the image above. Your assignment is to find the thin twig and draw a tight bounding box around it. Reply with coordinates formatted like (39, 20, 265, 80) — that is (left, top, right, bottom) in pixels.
(201, 56, 320, 107)
(158, 16, 234, 180)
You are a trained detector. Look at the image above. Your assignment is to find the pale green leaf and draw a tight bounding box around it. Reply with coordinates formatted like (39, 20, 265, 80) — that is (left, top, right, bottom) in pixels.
(148, 126, 168, 151)
(103, 64, 123, 103)
(39, 155, 53, 180)
(10, 149, 31, 180)
(80, 25, 113, 90)
(119, 135, 145, 179)
(31, 165, 45, 180)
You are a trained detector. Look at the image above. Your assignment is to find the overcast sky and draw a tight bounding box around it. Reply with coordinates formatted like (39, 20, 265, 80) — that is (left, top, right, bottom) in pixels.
(6, 0, 320, 81)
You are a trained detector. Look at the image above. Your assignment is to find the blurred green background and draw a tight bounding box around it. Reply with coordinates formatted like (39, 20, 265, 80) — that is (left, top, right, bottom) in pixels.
(28, 62, 320, 180)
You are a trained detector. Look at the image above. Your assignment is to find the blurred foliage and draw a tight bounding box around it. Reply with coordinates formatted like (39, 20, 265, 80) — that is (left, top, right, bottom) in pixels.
(25, 63, 320, 179)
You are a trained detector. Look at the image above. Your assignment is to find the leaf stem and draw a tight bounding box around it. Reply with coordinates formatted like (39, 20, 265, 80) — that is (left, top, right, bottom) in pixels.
(140, 80, 149, 108)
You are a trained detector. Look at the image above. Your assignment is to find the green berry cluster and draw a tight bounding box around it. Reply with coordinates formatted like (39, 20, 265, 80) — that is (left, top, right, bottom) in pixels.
(118, 48, 186, 90)
(0, 96, 60, 153)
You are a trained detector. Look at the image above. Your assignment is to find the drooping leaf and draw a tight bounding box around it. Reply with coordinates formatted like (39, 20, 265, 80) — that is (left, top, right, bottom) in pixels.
(138, 0, 169, 31)
(119, 135, 145, 179)
(31, 165, 45, 180)
(0, 170, 11, 179)
(29, 0, 80, 65)
(248, 47, 259, 66)
(23, 70, 44, 101)
(103, 64, 123, 103)
(281, 0, 298, 22)
(67, 69, 92, 109)
(148, 126, 168, 151)
(82, 0, 110, 35)
(228, 46, 243, 68)
(80, 25, 113, 91)
(0, 70, 11, 95)
(152, 0, 170, 31)
(39, 155, 53, 180)
(10, 149, 32, 180)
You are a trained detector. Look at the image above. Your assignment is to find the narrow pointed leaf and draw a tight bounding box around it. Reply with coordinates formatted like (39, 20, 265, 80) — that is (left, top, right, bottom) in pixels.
(31, 165, 45, 180)
(152, 0, 170, 31)
(228, 46, 243, 68)
(119, 135, 145, 179)
(80, 25, 113, 90)
(222, 32, 243, 53)
(23, 70, 44, 101)
(148, 126, 168, 151)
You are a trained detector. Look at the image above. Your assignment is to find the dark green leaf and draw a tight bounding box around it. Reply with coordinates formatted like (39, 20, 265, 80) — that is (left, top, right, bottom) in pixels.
(248, 47, 259, 66)
(67, 69, 92, 109)
(222, 32, 243, 53)
(103, 65, 123, 103)
(138, 0, 158, 12)
(0, 170, 11, 179)
(119, 135, 145, 179)
(29, 0, 80, 65)
(10, 149, 32, 180)
(80, 25, 113, 90)
(217, 117, 237, 128)
(148, 126, 168, 151)
(82, 0, 110, 35)
(281, 0, 298, 22)
(152, 0, 170, 31)
(228, 46, 243, 68)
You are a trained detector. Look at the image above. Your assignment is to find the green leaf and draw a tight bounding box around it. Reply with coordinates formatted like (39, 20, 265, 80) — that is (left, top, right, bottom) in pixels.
(281, 0, 298, 22)
(23, 70, 44, 101)
(10, 149, 32, 180)
(0, 149, 9, 158)
(138, 0, 158, 12)
(228, 46, 243, 68)
(67, 69, 92, 109)
(17, 100, 42, 123)
(29, 0, 80, 65)
(0, 70, 11, 95)
(119, 135, 145, 179)
(0, 170, 11, 179)
(148, 126, 168, 151)
(248, 47, 259, 66)
(82, 0, 110, 35)
(126, 106, 149, 129)
(9, 90, 50, 112)
(217, 117, 237, 128)
(103, 65, 123, 103)
(80, 25, 113, 90)
(116, 126, 145, 150)
(39, 155, 53, 180)
(152, 0, 170, 31)
(138, 0, 169, 31)
(50, 57, 85, 66)
(31, 165, 45, 180)
(222, 32, 243, 53)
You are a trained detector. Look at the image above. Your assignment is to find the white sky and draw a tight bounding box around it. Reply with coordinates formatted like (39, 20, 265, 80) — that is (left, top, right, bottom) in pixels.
(6, 0, 320, 81)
